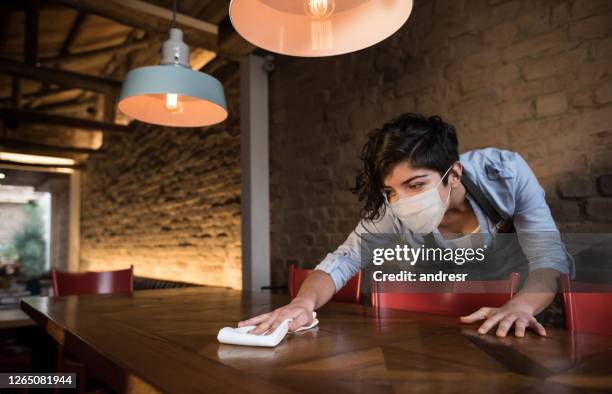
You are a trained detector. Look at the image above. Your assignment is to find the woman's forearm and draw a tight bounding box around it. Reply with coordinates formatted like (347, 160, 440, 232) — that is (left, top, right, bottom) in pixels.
(294, 270, 337, 310)
(509, 268, 560, 315)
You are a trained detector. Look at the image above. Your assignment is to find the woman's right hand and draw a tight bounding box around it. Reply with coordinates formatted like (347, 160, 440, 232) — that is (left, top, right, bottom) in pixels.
(238, 297, 315, 335)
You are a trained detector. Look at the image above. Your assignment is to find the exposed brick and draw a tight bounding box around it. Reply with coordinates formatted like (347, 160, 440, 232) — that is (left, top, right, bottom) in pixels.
(569, 14, 612, 40)
(571, 0, 612, 20)
(503, 77, 568, 101)
(513, 5, 555, 37)
(536, 92, 568, 118)
(599, 175, 612, 196)
(577, 106, 612, 134)
(591, 152, 612, 173)
(501, 100, 533, 122)
(586, 131, 612, 151)
(494, 64, 520, 86)
(489, 1, 522, 23)
(586, 198, 612, 222)
(396, 73, 430, 96)
(551, 3, 570, 26)
(502, 31, 567, 62)
(571, 88, 595, 108)
(591, 36, 612, 59)
(548, 199, 583, 222)
(529, 153, 588, 179)
(595, 81, 612, 105)
(448, 33, 481, 61)
(558, 178, 594, 198)
(463, 48, 502, 69)
(460, 68, 494, 93)
(523, 48, 587, 81)
(483, 22, 519, 47)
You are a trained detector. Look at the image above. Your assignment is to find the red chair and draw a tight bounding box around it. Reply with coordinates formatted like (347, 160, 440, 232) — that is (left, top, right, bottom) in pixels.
(50, 266, 134, 393)
(561, 274, 612, 336)
(289, 265, 362, 304)
(51, 266, 134, 297)
(372, 273, 520, 317)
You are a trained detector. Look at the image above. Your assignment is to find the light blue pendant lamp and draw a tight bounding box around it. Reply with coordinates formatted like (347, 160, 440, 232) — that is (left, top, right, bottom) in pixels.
(118, 0, 227, 127)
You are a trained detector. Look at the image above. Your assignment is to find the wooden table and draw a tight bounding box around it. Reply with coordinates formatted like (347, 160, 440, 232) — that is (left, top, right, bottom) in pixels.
(21, 287, 612, 394)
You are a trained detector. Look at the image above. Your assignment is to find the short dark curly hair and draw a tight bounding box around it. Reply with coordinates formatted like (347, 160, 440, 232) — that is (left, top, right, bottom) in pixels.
(352, 113, 459, 221)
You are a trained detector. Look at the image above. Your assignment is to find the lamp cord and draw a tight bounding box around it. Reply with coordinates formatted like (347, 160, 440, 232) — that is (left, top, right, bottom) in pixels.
(171, 0, 177, 28)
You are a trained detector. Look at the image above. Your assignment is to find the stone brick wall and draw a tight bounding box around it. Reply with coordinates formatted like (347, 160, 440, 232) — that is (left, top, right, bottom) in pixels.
(269, 0, 612, 286)
(80, 76, 242, 289)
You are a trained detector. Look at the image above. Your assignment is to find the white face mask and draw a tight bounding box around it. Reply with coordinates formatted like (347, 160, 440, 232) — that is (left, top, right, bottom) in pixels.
(387, 165, 453, 234)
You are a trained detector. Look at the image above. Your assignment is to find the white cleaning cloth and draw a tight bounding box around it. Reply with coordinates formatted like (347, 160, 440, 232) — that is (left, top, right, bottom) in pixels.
(217, 312, 319, 347)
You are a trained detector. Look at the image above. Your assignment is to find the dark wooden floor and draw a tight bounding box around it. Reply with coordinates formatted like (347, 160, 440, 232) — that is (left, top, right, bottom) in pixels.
(21, 287, 612, 394)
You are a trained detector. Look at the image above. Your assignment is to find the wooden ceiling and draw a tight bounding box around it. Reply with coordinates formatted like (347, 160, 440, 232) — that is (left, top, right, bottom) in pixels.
(0, 167, 65, 188)
(0, 0, 252, 172)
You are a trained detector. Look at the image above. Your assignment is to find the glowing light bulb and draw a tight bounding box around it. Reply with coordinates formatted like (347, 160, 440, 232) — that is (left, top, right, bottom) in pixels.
(304, 0, 335, 20)
(305, 0, 335, 50)
(166, 93, 179, 111)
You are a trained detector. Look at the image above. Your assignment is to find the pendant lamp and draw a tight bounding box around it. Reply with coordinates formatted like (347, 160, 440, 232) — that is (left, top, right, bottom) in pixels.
(118, 1, 228, 127)
(229, 0, 413, 57)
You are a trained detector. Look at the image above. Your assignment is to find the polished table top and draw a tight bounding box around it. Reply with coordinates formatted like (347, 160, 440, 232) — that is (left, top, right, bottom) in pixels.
(21, 287, 612, 394)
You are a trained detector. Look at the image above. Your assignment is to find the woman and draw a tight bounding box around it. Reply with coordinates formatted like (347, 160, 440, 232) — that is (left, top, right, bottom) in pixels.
(240, 113, 573, 338)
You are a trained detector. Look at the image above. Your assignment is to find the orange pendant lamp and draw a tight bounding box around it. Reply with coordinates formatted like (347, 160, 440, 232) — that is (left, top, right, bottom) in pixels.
(229, 0, 414, 57)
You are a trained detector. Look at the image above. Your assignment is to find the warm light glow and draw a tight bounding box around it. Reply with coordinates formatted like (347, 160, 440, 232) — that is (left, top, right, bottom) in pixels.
(0, 152, 75, 166)
(189, 48, 217, 71)
(304, 0, 335, 19)
(0, 173, 5, 179)
(55, 168, 75, 174)
(305, 0, 335, 50)
(311, 19, 333, 50)
(165, 93, 179, 111)
(230, 0, 413, 57)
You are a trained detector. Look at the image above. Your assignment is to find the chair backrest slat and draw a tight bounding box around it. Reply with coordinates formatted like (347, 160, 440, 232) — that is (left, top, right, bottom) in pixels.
(371, 273, 520, 317)
(51, 266, 134, 297)
(561, 274, 612, 336)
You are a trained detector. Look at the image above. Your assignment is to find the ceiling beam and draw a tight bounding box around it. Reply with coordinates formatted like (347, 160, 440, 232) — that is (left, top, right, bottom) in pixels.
(192, 1, 229, 25)
(0, 2, 63, 11)
(0, 58, 121, 95)
(59, 11, 89, 56)
(57, 0, 218, 51)
(0, 139, 105, 155)
(24, 0, 39, 66)
(40, 39, 150, 66)
(11, 78, 22, 109)
(0, 160, 84, 170)
(218, 16, 255, 57)
(0, 87, 80, 108)
(0, 107, 132, 133)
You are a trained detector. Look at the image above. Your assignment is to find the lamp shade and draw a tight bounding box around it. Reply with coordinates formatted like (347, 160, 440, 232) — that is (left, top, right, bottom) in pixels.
(229, 0, 413, 57)
(118, 65, 228, 127)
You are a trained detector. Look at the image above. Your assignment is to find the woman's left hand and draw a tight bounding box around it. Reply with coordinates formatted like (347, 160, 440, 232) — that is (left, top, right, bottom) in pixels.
(460, 301, 547, 338)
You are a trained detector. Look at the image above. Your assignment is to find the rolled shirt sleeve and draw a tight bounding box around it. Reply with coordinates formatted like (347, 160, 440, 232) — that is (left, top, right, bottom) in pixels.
(510, 152, 575, 276)
(315, 210, 397, 292)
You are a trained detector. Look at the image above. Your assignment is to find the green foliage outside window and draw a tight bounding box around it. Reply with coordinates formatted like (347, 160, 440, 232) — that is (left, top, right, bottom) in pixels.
(12, 201, 46, 277)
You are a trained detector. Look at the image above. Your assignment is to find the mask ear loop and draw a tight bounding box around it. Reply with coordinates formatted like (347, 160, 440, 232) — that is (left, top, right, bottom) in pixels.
(438, 164, 454, 187)
(381, 190, 390, 206)
(445, 183, 453, 206)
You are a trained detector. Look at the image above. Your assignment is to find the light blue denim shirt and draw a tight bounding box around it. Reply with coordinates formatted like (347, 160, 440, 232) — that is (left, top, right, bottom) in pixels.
(315, 147, 574, 292)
